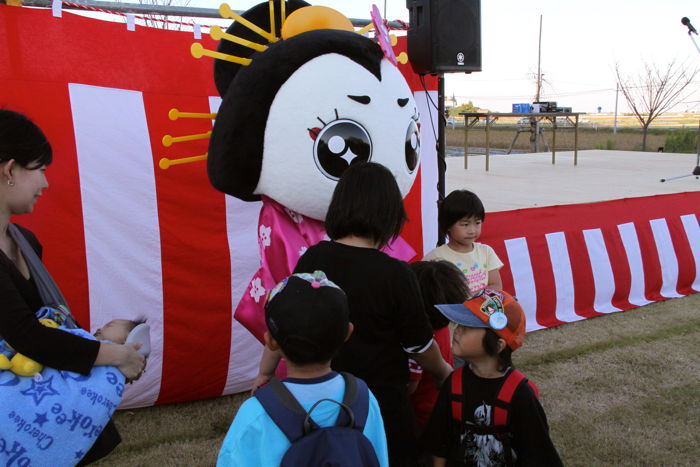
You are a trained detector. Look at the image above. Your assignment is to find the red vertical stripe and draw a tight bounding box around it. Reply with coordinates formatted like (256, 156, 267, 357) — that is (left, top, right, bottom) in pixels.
(143, 94, 232, 404)
(566, 231, 603, 319)
(402, 166, 423, 262)
(399, 34, 433, 262)
(634, 221, 665, 302)
(527, 236, 565, 328)
(601, 227, 634, 311)
(491, 241, 515, 296)
(667, 215, 698, 295)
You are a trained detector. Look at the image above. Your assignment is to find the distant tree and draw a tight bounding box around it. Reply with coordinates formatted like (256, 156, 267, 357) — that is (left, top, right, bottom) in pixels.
(448, 101, 478, 116)
(615, 60, 699, 151)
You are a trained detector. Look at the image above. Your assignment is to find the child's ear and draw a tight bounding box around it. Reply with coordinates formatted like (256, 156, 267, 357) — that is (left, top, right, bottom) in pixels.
(344, 322, 354, 342)
(496, 338, 507, 353)
(264, 331, 280, 351)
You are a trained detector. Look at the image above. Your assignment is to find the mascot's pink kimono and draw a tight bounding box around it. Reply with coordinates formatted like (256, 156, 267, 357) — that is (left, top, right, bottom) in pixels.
(206, 1, 422, 342)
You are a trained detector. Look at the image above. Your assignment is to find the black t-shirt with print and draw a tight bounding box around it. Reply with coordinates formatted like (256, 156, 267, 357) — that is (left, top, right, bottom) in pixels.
(426, 366, 563, 466)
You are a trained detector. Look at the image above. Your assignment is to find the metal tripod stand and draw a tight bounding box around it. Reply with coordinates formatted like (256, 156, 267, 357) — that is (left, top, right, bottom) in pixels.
(659, 19, 700, 182)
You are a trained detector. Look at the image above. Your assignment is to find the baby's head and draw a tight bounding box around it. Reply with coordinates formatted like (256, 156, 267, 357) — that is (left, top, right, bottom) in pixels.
(438, 190, 485, 241)
(94, 319, 144, 344)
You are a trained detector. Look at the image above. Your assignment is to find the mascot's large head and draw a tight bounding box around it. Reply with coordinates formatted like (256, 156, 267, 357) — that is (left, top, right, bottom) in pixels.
(207, 1, 421, 220)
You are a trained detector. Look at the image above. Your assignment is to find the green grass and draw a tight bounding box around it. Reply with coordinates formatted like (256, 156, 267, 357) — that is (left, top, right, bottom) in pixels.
(96, 294, 700, 466)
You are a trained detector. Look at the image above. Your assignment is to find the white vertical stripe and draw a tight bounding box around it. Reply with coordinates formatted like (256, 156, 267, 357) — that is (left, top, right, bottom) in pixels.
(583, 228, 621, 313)
(545, 232, 582, 323)
(69, 84, 162, 408)
(504, 237, 541, 331)
(208, 96, 264, 395)
(617, 222, 653, 307)
(650, 218, 683, 298)
(680, 214, 700, 292)
(223, 195, 264, 395)
(415, 90, 439, 255)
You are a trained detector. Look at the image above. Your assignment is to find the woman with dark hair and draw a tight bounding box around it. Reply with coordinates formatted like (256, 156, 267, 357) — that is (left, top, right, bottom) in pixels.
(0, 109, 145, 465)
(254, 162, 452, 465)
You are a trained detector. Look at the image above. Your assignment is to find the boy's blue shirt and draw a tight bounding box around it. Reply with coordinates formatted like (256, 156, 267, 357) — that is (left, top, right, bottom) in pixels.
(217, 372, 389, 467)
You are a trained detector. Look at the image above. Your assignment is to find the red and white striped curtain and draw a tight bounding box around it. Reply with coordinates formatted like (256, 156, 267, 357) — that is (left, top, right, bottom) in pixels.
(480, 193, 699, 331)
(0, 5, 439, 407)
(4, 5, 696, 409)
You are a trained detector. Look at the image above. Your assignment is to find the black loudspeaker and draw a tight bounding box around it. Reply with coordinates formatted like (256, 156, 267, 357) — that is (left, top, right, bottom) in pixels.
(406, 0, 481, 74)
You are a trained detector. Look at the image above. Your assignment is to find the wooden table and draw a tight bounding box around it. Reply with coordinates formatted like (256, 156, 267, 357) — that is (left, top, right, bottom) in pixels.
(459, 112, 583, 171)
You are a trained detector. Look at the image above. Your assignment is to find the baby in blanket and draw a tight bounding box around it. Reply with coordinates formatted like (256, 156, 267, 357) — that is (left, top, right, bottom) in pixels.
(0, 309, 149, 377)
(0, 308, 150, 467)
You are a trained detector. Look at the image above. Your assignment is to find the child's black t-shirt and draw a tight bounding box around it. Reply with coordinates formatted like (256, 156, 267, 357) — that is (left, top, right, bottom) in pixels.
(426, 366, 563, 466)
(294, 240, 433, 389)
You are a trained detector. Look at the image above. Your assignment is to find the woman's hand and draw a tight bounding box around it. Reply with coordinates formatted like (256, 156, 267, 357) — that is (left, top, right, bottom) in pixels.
(95, 342, 146, 382)
(119, 343, 146, 383)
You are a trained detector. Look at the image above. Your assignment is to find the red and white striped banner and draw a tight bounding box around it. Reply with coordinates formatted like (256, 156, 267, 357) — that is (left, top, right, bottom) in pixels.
(0, 5, 438, 407)
(5, 5, 695, 409)
(480, 193, 699, 331)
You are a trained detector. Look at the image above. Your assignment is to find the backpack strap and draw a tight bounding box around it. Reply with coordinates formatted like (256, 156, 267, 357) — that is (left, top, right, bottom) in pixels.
(492, 369, 539, 427)
(450, 367, 465, 421)
(255, 377, 308, 442)
(336, 372, 369, 431)
(255, 373, 370, 442)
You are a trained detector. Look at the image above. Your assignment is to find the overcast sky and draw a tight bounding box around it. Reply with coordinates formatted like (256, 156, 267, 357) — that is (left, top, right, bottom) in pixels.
(184, 0, 700, 113)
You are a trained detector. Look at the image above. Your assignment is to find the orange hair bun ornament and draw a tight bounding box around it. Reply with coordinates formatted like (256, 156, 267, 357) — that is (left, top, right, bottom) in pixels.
(281, 5, 354, 39)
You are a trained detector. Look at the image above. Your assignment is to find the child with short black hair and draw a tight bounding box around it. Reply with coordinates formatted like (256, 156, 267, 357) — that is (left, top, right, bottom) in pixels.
(424, 190, 503, 295)
(217, 271, 389, 466)
(408, 260, 470, 428)
(426, 289, 562, 466)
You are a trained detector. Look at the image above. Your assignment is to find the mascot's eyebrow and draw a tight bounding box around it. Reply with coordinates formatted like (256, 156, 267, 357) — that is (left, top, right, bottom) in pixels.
(348, 95, 371, 105)
(397, 98, 409, 107)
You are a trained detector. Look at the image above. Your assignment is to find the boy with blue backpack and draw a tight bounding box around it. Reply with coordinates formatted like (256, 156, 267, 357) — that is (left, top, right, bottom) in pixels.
(216, 271, 389, 466)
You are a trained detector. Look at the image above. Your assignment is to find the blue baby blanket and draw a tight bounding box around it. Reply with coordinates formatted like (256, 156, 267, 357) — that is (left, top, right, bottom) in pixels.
(0, 326, 124, 466)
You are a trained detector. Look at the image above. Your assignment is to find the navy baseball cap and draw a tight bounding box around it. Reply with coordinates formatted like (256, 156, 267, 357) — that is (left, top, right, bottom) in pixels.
(264, 271, 349, 355)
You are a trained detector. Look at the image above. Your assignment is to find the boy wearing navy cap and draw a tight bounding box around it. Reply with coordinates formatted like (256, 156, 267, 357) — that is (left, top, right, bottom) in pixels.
(426, 288, 562, 466)
(217, 271, 389, 466)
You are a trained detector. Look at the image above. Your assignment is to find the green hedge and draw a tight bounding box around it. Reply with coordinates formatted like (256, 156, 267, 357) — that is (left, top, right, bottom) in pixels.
(665, 130, 698, 153)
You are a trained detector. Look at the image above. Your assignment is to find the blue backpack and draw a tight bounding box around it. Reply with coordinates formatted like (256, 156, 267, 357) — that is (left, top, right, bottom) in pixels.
(254, 372, 380, 467)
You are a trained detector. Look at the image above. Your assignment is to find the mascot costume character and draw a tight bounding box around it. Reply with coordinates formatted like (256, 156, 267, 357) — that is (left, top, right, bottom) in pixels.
(205, 1, 422, 342)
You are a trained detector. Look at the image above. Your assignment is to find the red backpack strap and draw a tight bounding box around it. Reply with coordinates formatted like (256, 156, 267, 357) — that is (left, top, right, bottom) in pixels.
(493, 369, 536, 426)
(450, 367, 464, 421)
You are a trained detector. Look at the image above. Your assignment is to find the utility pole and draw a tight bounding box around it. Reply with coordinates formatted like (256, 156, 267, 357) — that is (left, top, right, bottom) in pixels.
(535, 14, 542, 102)
(613, 83, 619, 135)
(531, 14, 543, 152)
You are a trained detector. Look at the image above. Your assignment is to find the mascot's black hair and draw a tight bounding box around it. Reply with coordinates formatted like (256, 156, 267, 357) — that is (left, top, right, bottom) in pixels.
(208, 2, 385, 201)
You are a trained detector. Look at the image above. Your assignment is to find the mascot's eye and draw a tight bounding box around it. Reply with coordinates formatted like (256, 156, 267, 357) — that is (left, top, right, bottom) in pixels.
(405, 119, 420, 172)
(314, 119, 372, 180)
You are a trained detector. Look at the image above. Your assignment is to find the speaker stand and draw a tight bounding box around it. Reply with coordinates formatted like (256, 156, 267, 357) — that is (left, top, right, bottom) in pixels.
(437, 73, 447, 246)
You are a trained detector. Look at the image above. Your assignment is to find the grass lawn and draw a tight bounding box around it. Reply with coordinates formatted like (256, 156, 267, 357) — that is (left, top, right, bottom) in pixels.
(97, 293, 700, 466)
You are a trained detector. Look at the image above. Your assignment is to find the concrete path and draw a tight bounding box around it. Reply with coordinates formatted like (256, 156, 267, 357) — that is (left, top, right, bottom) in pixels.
(445, 150, 700, 212)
